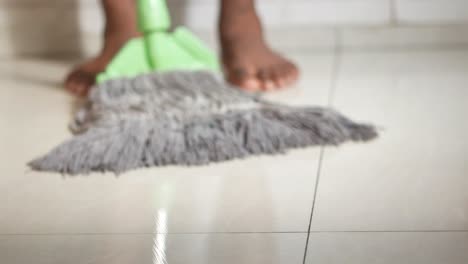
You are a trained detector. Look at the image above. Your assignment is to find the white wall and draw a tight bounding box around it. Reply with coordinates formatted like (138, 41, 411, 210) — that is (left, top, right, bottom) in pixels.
(1, 0, 468, 56)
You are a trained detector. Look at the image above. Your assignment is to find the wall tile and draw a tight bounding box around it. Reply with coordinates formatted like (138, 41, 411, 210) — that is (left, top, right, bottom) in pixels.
(396, 0, 468, 24)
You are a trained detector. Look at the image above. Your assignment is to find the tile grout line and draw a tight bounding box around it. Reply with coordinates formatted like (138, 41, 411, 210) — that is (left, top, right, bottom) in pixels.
(302, 28, 342, 264)
(389, 0, 398, 26)
(301, 147, 325, 264)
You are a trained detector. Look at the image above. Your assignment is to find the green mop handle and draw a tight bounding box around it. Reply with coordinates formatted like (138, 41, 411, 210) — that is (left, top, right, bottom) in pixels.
(137, 0, 171, 33)
(137, 0, 171, 69)
(135, 0, 219, 71)
(137, 0, 175, 69)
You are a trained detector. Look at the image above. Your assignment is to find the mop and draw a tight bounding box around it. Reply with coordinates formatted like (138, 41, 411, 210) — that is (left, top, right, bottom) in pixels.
(28, 0, 378, 175)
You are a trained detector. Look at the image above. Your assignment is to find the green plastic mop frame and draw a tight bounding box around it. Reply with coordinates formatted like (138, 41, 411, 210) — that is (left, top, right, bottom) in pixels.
(96, 0, 220, 84)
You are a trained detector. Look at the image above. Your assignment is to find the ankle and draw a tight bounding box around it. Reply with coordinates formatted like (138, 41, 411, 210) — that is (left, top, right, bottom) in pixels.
(219, 13, 264, 45)
(104, 28, 140, 41)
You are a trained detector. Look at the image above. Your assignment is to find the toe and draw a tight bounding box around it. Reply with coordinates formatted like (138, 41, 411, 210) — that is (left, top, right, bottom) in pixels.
(285, 62, 300, 83)
(274, 63, 297, 88)
(67, 79, 82, 96)
(75, 84, 87, 97)
(65, 71, 79, 92)
(65, 70, 95, 97)
(69, 82, 85, 96)
(271, 65, 288, 88)
(240, 78, 262, 91)
(227, 67, 262, 91)
(257, 68, 276, 91)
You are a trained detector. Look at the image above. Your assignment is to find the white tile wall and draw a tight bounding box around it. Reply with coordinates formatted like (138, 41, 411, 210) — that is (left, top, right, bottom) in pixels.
(1, 0, 468, 56)
(3, 0, 468, 32)
(396, 0, 468, 24)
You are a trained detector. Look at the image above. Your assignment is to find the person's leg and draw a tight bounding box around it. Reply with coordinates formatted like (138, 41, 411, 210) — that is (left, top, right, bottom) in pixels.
(65, 0, 140, 96)
(219, 0, 299, 91)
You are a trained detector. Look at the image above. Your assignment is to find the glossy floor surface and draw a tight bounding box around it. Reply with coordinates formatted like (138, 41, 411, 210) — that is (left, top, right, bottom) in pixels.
(1, 31, 468, 263)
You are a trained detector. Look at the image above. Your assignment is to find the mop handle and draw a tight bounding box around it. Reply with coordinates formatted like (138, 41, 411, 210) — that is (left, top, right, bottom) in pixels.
(137, 0, 171, 33)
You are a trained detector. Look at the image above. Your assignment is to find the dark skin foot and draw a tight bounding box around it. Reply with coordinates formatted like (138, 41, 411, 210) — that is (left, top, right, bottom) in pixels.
(219, 0, 299, 91)
(65, 0, 299, 96)
(65, 0, 139, 97)
(65, 32, 140, 96)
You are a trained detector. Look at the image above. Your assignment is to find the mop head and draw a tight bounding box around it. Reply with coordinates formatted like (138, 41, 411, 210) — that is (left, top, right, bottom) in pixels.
(29, 71, 377, 175)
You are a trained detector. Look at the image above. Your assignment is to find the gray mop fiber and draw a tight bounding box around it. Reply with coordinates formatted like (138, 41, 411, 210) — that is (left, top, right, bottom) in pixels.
(29, 71, 377, 175)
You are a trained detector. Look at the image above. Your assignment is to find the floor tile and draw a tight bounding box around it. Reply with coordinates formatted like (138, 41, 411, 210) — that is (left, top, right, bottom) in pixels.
(0, 52, 332, 234)
(0, 233, 305, 264)
(305, 232, 468, 264)
(311, 49, 468, 231)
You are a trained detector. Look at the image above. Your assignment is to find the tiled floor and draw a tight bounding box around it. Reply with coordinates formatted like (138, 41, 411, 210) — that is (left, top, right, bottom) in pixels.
(1, 34, 468, 263)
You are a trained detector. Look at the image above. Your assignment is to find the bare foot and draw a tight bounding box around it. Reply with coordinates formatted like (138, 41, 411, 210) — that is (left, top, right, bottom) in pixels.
(65, 0, 139, 97)
(219, 0, 299, 91)
(65, 33, 140, 96)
